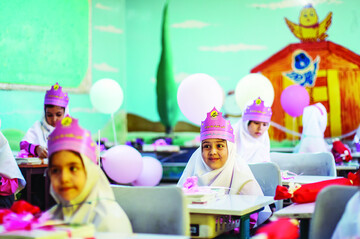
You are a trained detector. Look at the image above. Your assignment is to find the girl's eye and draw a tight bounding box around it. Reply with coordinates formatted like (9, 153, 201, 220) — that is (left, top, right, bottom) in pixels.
(56, 113, 63, 117)
(50, 168, 60, 175)
(217, 144, 224, 148)
(70, 166, 78, 172)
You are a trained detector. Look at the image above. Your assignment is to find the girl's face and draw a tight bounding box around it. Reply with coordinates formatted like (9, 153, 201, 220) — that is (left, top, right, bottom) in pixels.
(248, 121, 270, 138)
(45, 106, 65, 127)
(201, 138, 228, 170)
(49, 150, 86, 201)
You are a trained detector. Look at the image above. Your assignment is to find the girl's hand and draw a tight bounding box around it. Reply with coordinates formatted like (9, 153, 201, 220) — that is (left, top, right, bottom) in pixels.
(35, 146, 48, 158)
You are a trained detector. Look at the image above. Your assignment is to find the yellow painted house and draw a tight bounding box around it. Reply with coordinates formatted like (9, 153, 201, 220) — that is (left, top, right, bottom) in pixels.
(251, 41, 360, 141)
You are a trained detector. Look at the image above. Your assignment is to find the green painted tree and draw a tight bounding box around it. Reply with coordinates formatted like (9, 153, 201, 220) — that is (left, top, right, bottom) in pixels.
(156, 0, 179, 134)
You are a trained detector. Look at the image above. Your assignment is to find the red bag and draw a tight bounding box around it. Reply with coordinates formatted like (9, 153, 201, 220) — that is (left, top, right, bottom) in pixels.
(10, 200, 41, 215)
(254, 218, 299, 239)
(332, 140, 352, 163)
(275, 171, 360, 204)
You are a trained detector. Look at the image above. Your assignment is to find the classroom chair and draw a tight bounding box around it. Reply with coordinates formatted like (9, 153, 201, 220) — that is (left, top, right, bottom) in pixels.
(309, 185, 358, 239)
(249, 162, 283, 211)
(270, 152, 336, 176)
(111, 185, 190, 236)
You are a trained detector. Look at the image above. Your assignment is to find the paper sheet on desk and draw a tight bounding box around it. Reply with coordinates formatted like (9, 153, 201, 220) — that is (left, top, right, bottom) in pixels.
(15, 158, 48, 165)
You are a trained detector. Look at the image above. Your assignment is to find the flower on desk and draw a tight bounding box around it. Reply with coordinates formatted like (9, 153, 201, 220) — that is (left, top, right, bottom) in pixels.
(183, 176, 199, 193)
(0, 200, 50, 231)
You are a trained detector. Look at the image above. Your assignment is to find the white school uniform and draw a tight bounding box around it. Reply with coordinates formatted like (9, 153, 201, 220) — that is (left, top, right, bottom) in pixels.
(178, 141, 271, 225)
(294, 103, 330, 153)
(0, 132, 26, 193)
(233, 119, 271, 164)
(48, 154, 133, 234)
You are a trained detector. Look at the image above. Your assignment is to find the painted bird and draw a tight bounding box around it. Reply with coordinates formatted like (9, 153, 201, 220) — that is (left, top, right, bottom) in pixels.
(285, 4, 332, 42)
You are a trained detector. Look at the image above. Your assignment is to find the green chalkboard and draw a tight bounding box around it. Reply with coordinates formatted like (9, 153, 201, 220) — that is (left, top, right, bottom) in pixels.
(0, 0, 89, 88)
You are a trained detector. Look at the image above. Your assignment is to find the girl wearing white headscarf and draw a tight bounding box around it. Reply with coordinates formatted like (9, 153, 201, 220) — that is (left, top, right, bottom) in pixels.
(233, 98, 272, 164)
(331, 191, 360, 239)
(0, 131, 26, 208)
(294, 102, 330, 153)
(47, 116, 132, 234)
(18, 83, 69, 159)
(178, 107, 270, 226)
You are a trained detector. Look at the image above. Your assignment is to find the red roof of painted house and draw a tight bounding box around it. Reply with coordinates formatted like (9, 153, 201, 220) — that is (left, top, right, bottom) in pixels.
(251, 41, 360, 73)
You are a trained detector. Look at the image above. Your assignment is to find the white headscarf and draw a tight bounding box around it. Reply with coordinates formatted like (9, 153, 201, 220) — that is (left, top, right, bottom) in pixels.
(354, 126, 360, 143)
(21, 107, 70, 148)
(233, 119, 271, 164)
(48, 154, 132, 234)
(0, 132, 26, 194)
(331, 191, 360, 239)
(294, 103, 330, 153)
(177, 141, 263, 196)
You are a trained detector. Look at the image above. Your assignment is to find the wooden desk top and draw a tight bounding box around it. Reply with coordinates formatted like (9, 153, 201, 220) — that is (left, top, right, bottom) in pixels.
(18, 163, 48, 168)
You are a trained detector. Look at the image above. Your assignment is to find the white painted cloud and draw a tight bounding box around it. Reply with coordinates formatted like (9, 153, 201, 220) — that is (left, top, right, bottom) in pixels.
(95, 3, 112, 11)
(94, 25, 123, 34)
(199, 43, 267, 52)
(93, 63, 119, 72)
(172, 20, 211, 29)
(250, 0, 342, 9)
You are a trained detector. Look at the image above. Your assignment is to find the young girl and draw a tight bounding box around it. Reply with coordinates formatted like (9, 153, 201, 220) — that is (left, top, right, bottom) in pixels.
(293, 102, 330, 153)
(178, 107, 270, 225)
(18, 83, 69, 158)
(0, 130, 26, 208)
(47, 116, 132, 234)
(233, 97, 272, 164)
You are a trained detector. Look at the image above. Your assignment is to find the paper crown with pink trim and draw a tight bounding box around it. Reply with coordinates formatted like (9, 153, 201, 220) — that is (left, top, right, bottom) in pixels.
(200, 107, 234, 143)
(44, 83, 69, 108)
(48, 116, 97, 164)
(242, 97, 272, 123)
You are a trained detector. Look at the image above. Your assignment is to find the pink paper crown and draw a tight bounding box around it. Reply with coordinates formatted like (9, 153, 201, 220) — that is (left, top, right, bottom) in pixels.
(200, 107, 234, 143)
(242, 97, 272, 123)
(48, 116, 97, 164)
(44, 83, 69, 108)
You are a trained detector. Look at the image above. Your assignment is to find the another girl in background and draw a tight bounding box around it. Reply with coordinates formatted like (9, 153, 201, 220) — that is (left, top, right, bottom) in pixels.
(47, 116, 132, 234)
(293, 102, 330, 153)
(0, 125, 26, 208)
(178, 108, 270, 226)
(233, 97, 272, 164)
(18, 83, 69, 158)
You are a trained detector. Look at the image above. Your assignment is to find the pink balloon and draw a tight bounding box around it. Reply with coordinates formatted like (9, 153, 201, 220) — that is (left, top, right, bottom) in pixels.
(280, 85, 310, 117)
(132, 156, 163, 186)
(177, 73, 224, 126)
(102, 145, 143, 184)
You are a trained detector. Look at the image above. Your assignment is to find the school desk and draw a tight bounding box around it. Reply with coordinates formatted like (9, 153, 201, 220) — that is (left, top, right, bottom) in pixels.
(94, 232, 190, 239)
(18, 163, 53, 210)
(281, 175, 340, 186)
(273, 202, 315, 239)
(188, 194, 275, 239)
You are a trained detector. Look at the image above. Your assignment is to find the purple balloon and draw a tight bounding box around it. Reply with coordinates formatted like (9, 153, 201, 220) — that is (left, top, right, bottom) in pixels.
(102, 145, 143, 184)
(132, 156, 163, 186)
(280, 85, 310, 117)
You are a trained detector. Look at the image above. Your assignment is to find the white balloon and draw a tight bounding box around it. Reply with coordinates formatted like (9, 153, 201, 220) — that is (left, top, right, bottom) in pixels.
(235, 73, 274, 112)
(90, 79, 124, 114)
(177, 73, 224, 126)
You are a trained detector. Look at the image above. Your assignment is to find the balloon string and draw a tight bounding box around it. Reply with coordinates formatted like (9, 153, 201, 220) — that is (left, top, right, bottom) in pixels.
(111, 113, 118, 145)
(270, 121, 358, 140)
